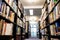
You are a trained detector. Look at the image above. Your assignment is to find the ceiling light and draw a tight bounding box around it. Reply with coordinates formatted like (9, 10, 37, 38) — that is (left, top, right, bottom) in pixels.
(28, 0, 34, 3)
(27, 0, 37, 3)
(29, 9, 33, 15)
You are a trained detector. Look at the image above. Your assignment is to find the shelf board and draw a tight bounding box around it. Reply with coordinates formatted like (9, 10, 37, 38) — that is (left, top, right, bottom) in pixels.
(0, 35, 13, 37)
(0, 35, 13, 38)
(51, 35, 60, 39)
(56, 32, 60, 35)
(42, 34, 49, 36)
(42, 0, 47, 9)
(18, 6, 23, 14)
(16, 35, 21, 36)
(3, 0, 23, 22)
(42, 34, 60, 39)
(42, 18, 60, 30)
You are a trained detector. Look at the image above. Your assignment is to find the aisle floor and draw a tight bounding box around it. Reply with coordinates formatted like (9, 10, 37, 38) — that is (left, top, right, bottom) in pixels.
(25, 38, 41, 40)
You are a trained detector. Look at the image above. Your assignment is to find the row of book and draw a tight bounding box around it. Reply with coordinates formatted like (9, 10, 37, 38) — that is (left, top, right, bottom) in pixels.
(5, 0, 24, 13)
(0, 19, 13, 35)
(0, 0, 25, 40)
(40, 0, 60, 40)
(0, 0, 24, 24)
(0, 2, 15, 22)
(0, 0, 25, 36)
(48, 0, 60, 23)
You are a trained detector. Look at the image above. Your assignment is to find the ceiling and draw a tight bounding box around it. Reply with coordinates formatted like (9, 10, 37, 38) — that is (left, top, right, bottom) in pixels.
(20, 0, 45, 20)
(21, 0, 45, 9)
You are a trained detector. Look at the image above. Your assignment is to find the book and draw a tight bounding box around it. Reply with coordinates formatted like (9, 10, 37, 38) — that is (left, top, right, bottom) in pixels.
(18, 0, 21, 9)
(16, 36, 21, 40)
(17, 18, 20, 26)
(47, 0, 50, 3)
(5, 0, 9, 3)
(49, 12, 54, 23)
(2, 3, 6, 17)
(5, 23, 13, 35)
(18, 0, 24, 12)
(48, 0, 54, 13)
(20, 20, 23, 27)
(12, 1, 17, 13)
(16, 27, 21, 35)
(18, 9, 21, 17)
(50, 24, 56, 35)
(25, 21, 29, 32)
(56, 3, 60, 19)
(6, 6, 10, 19)
(53, 0, 58, 4)
(0, 1, 2, 14)
(0, 19, 3, 35)
(23, 17, 25, 23)
(53, 7, 56, 21)
(55, 21, 60, 33)
(5, 0, 13, 6)
(2, 21, 7, 35)
(40, 21, 44, 29)
(9, 11, 15, 22)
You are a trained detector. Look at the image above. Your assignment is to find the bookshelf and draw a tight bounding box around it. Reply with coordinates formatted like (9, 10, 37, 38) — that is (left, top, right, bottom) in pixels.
(0, 0, 25, 40)
(40, 0, 60, 40)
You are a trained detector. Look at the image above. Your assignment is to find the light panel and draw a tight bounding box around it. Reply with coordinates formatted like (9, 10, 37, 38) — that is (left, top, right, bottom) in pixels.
(29, 9, 33, 15)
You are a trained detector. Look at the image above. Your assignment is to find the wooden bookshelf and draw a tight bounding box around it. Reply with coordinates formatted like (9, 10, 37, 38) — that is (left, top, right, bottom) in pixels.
(40, 0, 60, 40)
(0, 0, 25, 40)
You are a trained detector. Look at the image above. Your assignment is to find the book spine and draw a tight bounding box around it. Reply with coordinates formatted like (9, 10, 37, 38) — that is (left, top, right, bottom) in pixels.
(2, 3, 6, 17)
(6, 6, 10, 18)
(0, 1, 2, 14)
(2, 21, 7, 35)
(0, 20, 3, 35)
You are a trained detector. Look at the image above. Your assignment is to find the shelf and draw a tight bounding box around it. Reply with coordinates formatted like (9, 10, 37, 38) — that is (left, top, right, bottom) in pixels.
(16, 35, 21, 36)
(42, 34, 49, 36)
(45, 0, 60, 20)
(51, 35, 60, 39)
(41, 0, 60, 21)
(42, 34, 60, 39)
(56, 32, 60, 35)
(3, 0, 23, 22)
(42, 0, 47, 9)
(50, 18, 60, 25)
(42, 18, 60, 30)
(18, 6, 23, 14)
(0, 35, 13, 37)
(0, 15, 22, 27)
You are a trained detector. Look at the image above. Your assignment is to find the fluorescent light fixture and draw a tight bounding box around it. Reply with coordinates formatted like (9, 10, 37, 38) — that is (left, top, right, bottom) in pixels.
(27, 0, 40, 3)
(28, 0, 34, 3)
(29, 9, 33, 15)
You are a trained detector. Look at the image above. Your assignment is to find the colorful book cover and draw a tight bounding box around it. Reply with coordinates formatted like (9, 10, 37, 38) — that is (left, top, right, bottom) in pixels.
(55, 21, 60, 32)
(54, 0, 58, 4)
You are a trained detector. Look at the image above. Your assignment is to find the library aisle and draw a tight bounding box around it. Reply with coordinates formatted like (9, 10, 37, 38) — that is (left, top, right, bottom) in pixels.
(25, 38, 41, 40)
(0, 0, 60, 40)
